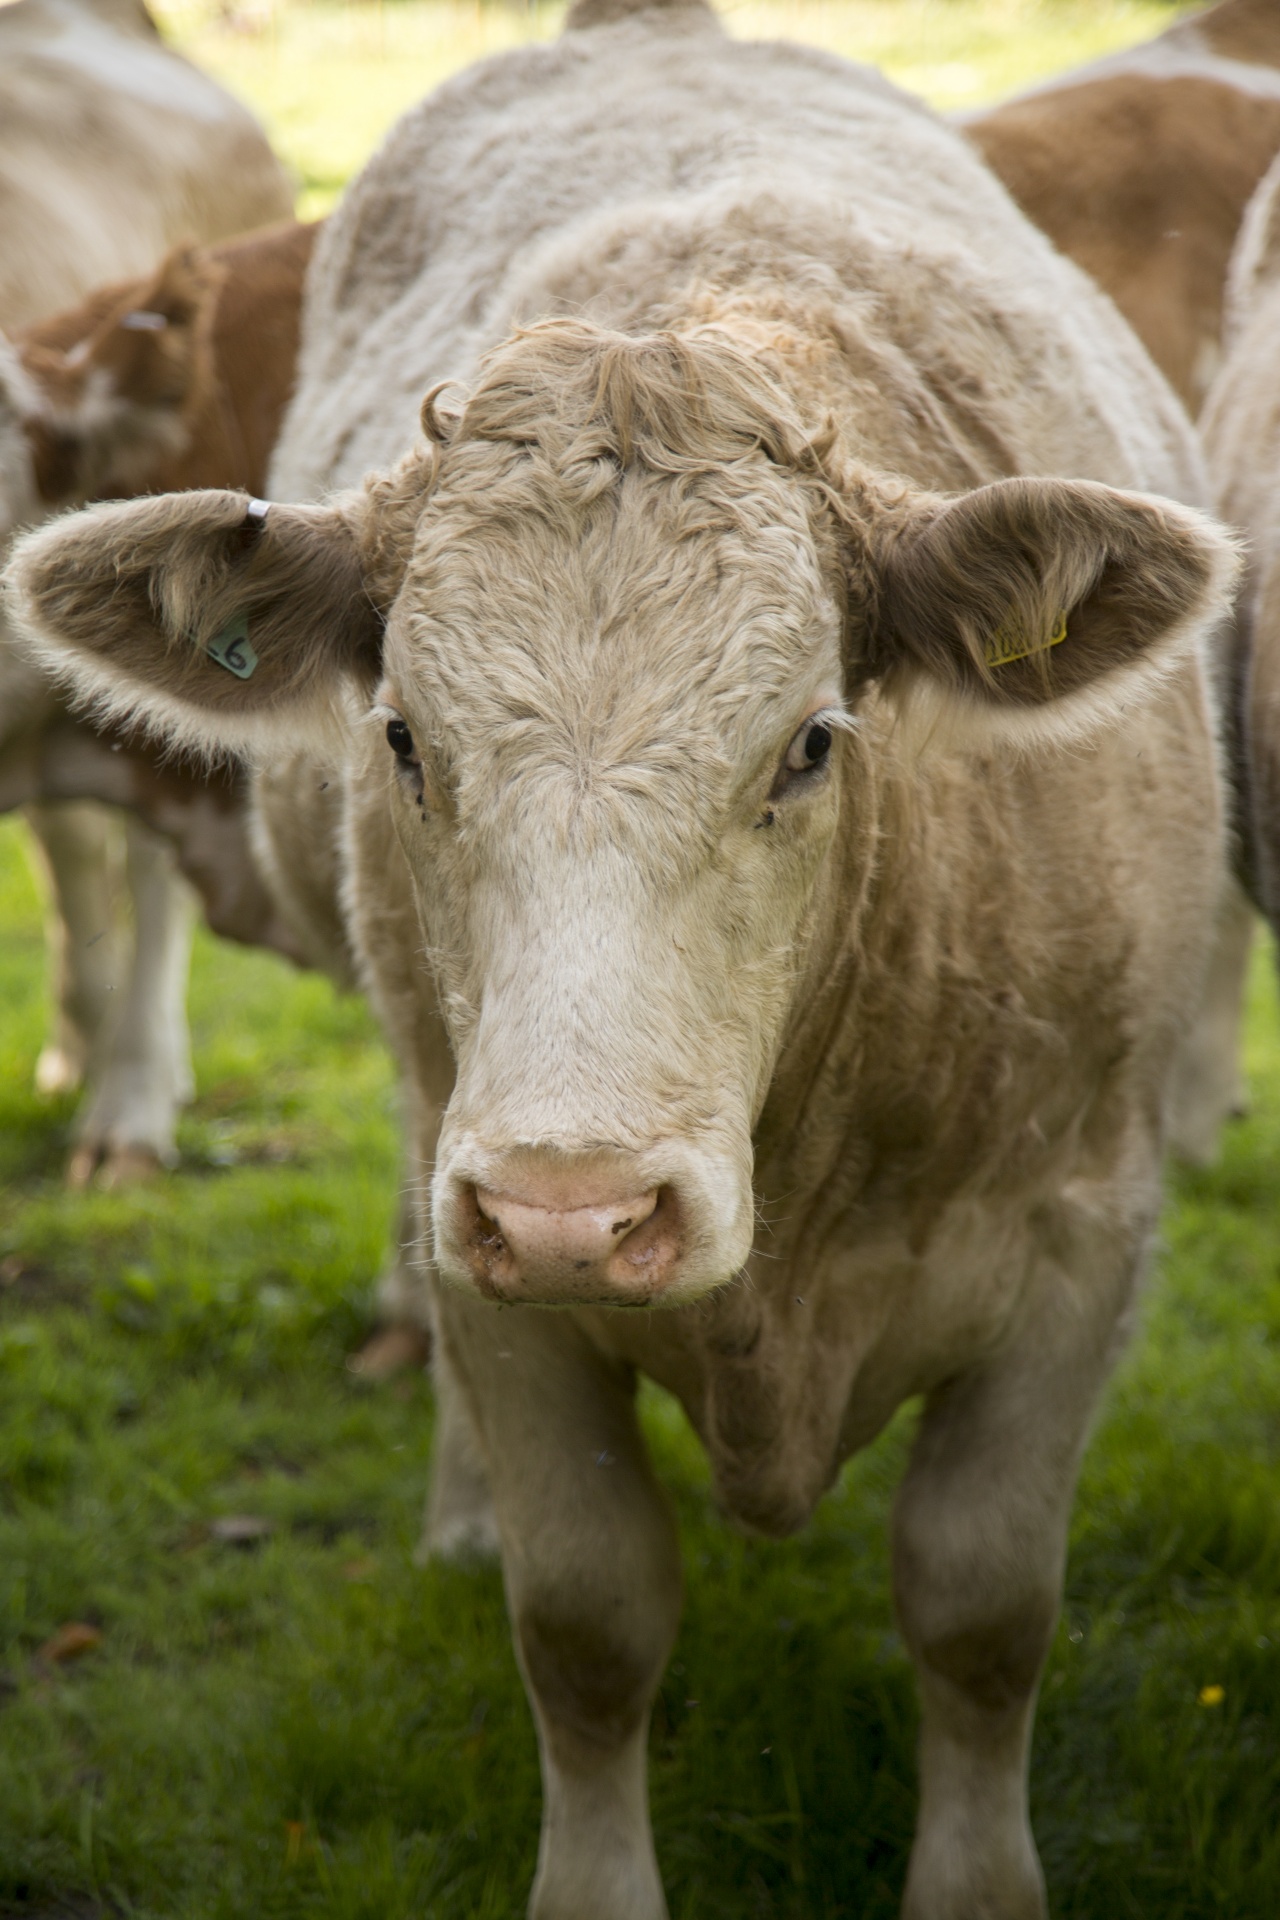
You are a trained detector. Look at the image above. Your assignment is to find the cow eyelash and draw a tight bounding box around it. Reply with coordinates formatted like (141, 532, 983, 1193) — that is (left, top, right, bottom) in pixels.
(371, 702, 419, 759)
(771, 705, 853, 797)
(373, 703, 428, 808)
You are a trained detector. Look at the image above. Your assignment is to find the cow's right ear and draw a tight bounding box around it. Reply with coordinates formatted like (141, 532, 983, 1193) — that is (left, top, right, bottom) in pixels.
(4, 488, 384, 757)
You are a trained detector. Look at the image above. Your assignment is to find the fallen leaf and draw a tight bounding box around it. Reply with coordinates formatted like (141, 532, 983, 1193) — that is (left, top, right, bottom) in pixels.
(37, 1622, 102, 1665)
(285, 1819, 305, 1865)
(209, 1514, 275, 1547)
(341, 1556, 377, 1582)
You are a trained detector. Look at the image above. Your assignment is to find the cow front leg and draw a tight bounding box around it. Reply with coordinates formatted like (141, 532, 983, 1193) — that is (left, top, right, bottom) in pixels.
(69, 818, 196, 1184)
(893, 1202, 1145, 1920)
(420, 1323, 499, 1562)
(1167, 874, 1254, 1164)
(24, 800, 122, 1100)
(438, 1292, 681, 1920)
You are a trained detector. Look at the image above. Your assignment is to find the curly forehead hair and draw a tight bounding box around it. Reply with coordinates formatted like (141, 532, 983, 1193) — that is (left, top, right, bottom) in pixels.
(355, 316, 884, 628)
(427, 317, 830, 476)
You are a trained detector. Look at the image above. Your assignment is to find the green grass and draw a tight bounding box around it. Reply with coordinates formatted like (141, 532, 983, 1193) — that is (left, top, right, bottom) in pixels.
(2, 799, 1280, 1920)
(153, 0, 1196, 217)
(7, 0, 1279, 1910)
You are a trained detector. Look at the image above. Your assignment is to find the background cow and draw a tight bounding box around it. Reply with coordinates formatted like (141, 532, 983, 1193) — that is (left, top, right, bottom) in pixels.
(8, 1, 1239, 1913)
(970, 0, 1280, 1163)
(1, 222, 316, 961)
(1, 214, 432, 1369)
(969, 0, 1280, 416)
(1204, 152, 1280, 937)
(0, 0, 291, 1183)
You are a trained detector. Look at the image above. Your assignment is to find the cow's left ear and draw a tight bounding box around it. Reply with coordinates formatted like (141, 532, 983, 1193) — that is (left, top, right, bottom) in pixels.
(853, 475, 1240, 741)
(4, 487, 385, 759)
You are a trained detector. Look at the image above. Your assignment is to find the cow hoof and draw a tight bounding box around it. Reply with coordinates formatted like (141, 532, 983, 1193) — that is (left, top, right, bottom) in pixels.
(347, 1322, 434, 1380)
(35, 1046, 84, 1098)
(67, 1143, 167, 1189)
(98, 1144, 168, 1188)
(415, 1507, 501, 1567)
(66, 1144, 99, 1189)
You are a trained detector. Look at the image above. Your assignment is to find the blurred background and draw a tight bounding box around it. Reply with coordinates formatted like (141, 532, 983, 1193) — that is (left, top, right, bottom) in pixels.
(155, 0, 1195, 216)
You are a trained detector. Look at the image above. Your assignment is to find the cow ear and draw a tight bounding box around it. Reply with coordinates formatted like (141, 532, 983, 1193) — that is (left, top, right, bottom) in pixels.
(4, 487, 384, 759)
(856, 476, 1239, 746)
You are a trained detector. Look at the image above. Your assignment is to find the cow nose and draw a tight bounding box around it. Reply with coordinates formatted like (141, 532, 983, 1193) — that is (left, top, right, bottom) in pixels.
(452, 1172, 683, 1304)
(475, 1187, 659, 1273)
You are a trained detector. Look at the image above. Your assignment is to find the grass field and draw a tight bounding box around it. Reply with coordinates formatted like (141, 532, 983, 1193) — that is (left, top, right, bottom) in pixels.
(2, 859, 1280, 1920)
(6, 0, 1280, 1914)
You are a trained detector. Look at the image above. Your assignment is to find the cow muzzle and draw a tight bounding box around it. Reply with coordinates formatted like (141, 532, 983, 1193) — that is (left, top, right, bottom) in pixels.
(434, 1143, 750, 1307)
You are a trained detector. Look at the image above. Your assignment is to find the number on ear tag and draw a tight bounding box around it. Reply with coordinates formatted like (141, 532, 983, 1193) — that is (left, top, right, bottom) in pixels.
(206, 613, 258, 680)
(985, 606, 1068, 669)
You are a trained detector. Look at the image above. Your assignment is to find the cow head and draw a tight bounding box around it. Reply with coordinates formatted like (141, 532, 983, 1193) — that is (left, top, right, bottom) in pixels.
(13, 246, 223, 512)
(5, 319, 1236, 1307)
(0, 243, 222, 634)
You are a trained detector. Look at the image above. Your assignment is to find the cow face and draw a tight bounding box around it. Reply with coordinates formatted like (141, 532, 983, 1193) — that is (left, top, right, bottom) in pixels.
(5, 320, 1237, 1308)
(378, 360, 852, 1305)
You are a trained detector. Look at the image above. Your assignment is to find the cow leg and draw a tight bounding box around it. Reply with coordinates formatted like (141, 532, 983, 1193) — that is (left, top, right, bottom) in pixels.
(1167, 874, 1254, 1164)
(892, 1199, 1144, 1920)
(348, 1177, 435, 1380)
(70, 818, 196, 1183)
(419, 1324, 500, 1563)
(24, 800, 123, 1099)
(438, 1291, 681, 1920)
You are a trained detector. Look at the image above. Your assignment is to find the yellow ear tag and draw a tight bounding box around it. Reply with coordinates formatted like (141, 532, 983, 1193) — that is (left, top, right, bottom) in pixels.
(984, 606, 1068, 670)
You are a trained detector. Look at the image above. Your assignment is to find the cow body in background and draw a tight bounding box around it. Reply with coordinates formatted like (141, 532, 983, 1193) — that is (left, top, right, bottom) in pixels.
(1, 223, 316, 958)
(0, 0, 291, 327)
(1205, 154, 1280, 937)
(968, 0, 1280, 416)
(0, 0, 292, 1181)
(9, 1, 1238, 1911)
(969, 0, 1280, 1165)
(4, 217, 428, 1360)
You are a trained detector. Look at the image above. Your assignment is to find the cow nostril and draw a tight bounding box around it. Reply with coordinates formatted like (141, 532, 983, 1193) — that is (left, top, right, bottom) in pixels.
(472, 1191, 506, 1250)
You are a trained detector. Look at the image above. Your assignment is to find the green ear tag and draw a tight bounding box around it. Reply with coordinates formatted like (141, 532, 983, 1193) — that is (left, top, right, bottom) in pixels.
(206, 613, 258, 680)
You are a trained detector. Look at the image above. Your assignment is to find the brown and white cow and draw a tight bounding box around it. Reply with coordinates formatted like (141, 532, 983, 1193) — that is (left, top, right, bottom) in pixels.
(969, 0, 1280, 1163)
(3, 217, 432, 1361)
(0, 219, 317, 963)
(6, 0, 1239, 1912)
(0, 0, 292, 1181)
(969, 0, 1280, 417)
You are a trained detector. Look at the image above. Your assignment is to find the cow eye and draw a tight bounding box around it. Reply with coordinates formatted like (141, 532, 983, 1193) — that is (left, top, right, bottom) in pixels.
(386, 717, 416, 760)
(785, 718, 833, 774)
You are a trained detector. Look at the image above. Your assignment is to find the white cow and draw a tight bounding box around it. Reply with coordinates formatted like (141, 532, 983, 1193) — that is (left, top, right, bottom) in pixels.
(1205, 152, 1280, 935)
(968, 0, 1280, 1164)
(8, 0, 1238, 1912)
(0, 0, 291, 1182)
